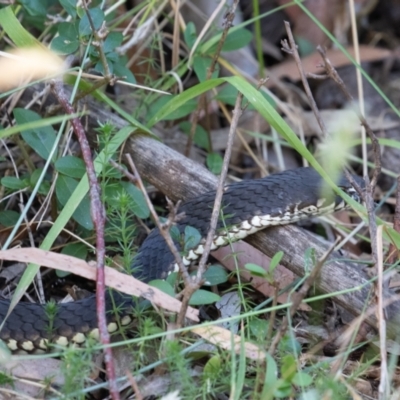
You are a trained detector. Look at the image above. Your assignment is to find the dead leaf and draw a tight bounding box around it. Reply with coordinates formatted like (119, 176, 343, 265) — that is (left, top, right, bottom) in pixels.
(268, 46, 391, 85)
(191, 325, 265, 361)
(0, 248, 199, 322)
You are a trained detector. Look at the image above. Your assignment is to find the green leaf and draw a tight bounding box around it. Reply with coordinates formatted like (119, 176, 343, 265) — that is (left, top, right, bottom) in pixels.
(193, 56, 219, 82)
(281, 354, 297, 381)
(179, 121, 210, 151)
(279, 334, 301, 354)
(274, 380, 293, 398)
(50, 22, 80, 55)
(120, 181, 150, 219)
(51, 35, 80, 55)
(79, 8, 105, 37)
(203, 354, 221, 377)
(103, 32, 123, 53)
(0, 210, 20, 227)
(269, 251, 284, 272)
(245, 263, 268, 278)
(149, 280, 175, 297)
(14, 108, 57, 161)
(19, 0, 48, 16)
(105, 52, 119, 64)
(76, 5, 85, 18)
(206, 152, 223, 174)
(1, 176, 27, 190)
(385, 227, 400, 250)
(95, 59, 114, 75)
(58, 243, 88, 277)
(248, 318, 268, 340)
(170, 225, 180, 243)
(203, 265, 228, 285)
(30, 168, 50, 195)
(61, 242, 88, 260)
(112, 62, 136, 84)
(184, 22, 197, 49)
(207, 28, 253, 53)
(166, 271, 178, 286)
(184, 225, 201, 252)
(189, 289, 220, 305)
(261, 353, 279, 400)
(0, 6, 44, 48)
(55, 156, 86, 178)
(292, 372, 313, 387)
(56, 175, 93, 230)
(223, 28, 253, 51)
(215, 84, 239, 106)
(60, 0, 77, 18)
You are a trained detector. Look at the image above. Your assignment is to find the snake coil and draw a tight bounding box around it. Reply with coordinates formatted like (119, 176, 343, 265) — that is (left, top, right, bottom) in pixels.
(0, 167, 363, 352)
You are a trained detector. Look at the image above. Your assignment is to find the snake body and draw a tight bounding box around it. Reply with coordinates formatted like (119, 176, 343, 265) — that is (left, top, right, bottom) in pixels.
(0, 167, 363, 351)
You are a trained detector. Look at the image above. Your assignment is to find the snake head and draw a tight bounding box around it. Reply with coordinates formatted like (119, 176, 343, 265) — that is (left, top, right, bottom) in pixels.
(336, 173, 365, 209)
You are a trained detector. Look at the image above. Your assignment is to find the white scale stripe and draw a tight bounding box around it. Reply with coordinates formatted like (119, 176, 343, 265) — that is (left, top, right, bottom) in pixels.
(170, 201, 341, 274)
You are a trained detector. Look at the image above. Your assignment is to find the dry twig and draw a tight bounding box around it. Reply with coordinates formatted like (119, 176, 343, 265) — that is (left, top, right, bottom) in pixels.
(185, 0, 240, 155)
(176, 92, 244, 325)
(50, 80, 119, 400)
(121, 91, 244, 327)
(281, 21, 328, 137)
(124, 154, 190, 284)
(314, 46, 381, 189)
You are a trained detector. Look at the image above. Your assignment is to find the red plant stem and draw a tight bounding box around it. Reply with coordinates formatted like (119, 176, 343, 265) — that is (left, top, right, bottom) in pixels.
(51, 80, 120, 400)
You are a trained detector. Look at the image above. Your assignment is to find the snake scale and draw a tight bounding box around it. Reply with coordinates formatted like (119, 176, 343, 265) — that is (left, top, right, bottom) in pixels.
(0, 167, 363, 352)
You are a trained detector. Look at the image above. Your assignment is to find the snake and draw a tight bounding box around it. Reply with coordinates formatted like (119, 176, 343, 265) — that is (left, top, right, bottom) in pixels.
(0, 167, 363, 352)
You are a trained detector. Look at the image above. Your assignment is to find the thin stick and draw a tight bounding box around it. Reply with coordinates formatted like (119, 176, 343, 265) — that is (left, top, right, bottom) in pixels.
(176, 91, 244, 326)
(185, 0, 240, 156)
(314, 46, 381, 190)
(348, 0, 368, 178)
(124, 155, 191, 285)
(126, 369, 143, 400)
(50, 80, 119, 400)
(376, 225, 389, 399)
(281, 21, 327, 137)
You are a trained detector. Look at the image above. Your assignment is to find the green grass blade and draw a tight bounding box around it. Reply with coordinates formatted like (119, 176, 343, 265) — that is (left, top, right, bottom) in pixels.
(0, 6, 44, 48)
(0, 114, 80, 140)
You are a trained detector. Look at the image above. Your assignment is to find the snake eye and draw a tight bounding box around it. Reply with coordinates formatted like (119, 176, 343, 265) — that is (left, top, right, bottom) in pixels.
(345, 187, 362, 204)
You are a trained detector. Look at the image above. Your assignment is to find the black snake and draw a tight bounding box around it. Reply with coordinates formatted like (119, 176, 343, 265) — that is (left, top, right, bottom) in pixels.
(0, 167, 363, 352)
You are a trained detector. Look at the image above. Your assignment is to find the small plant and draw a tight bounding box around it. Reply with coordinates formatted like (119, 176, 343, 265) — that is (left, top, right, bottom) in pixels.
(60, 339, 98, 399)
